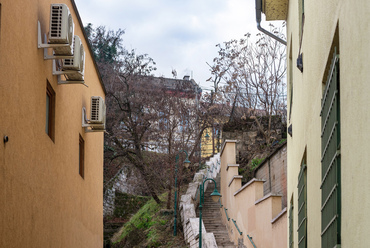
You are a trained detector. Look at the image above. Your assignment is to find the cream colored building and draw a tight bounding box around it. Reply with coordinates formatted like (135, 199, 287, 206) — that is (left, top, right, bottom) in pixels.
(261, 0, 370, 247)
(0, 0, 105, 247)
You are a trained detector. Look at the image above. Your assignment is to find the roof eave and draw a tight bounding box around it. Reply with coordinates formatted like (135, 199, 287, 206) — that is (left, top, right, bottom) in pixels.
(70, 0, 106, 95)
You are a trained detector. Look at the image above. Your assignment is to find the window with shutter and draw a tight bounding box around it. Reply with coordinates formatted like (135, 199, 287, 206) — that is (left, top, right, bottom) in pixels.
(297, 160, 307, 248)
(320, 48, 341, 247)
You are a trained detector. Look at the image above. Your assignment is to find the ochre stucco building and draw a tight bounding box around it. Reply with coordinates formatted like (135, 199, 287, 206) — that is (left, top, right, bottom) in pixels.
(0, 0, 105, 247)
(262, 0, 370, 247)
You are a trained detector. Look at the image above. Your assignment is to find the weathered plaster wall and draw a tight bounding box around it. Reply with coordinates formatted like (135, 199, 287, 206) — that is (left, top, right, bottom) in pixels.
(0, 1, 104, 247)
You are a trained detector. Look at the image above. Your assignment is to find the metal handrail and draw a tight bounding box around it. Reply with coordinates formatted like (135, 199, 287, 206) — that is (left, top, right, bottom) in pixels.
(247, 234, 257, 248)
(232, 219, 243, 235)
(218, 198, 223, 208)
(195, 185, 200, 201)
(224, 208, 230, 221)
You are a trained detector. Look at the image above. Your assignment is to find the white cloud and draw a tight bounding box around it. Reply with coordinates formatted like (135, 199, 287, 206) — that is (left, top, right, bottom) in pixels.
(74, 0, 281, 90)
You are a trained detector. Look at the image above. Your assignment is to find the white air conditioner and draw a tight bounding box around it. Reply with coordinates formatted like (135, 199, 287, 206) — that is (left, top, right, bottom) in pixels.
(62, 36, 85, 72)
(61, 35, 85, 81)
(82, 96, 106, 132)
(48, 4, 74, 55)
(90, 96, 106, 124)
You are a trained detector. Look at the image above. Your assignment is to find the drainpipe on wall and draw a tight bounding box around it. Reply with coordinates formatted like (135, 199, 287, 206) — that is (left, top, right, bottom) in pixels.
(255, 0, 287, 46)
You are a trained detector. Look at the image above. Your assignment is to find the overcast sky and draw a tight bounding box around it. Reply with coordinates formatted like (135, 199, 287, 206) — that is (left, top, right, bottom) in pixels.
(74, 0, 276, 90)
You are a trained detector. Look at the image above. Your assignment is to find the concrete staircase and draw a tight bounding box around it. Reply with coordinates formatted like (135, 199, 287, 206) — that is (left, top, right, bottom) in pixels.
(197, 175, 236, 248)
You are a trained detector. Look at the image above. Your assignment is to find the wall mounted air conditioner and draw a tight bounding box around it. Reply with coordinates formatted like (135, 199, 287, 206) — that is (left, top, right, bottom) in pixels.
(38, 4, 87, 86)
(62, 36, 84, 72)
(82, 96, 106, 132)
(48, 4, 74, 55)
(60, 35, 85, 81)
(90, 96, 105, 124)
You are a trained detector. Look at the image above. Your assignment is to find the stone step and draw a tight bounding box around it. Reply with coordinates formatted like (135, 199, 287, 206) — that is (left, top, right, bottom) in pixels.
(202, 224, 226, 229)
(202, 219, 224, 223)
(201, 215, 223, 218)
(205, 228, 228, 232)
(197, 174, 236, 247)
(213, 233, 230, 237)
(218, 241, 235, 246)
(204, 225, 227, 228)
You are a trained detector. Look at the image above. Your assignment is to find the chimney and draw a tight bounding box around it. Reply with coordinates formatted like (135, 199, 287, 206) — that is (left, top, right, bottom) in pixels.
(183, 75, 190, 81)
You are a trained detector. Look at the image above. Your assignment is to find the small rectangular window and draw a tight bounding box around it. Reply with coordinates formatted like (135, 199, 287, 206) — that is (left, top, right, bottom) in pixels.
(79, 134, 85, 178)
(46, 81, 55, 141)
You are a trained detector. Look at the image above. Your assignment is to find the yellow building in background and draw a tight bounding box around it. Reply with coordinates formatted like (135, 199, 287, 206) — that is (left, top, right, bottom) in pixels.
(0, 0, 105, 247)
(201, 125, 222, 158)
(262, 0, 370, 247)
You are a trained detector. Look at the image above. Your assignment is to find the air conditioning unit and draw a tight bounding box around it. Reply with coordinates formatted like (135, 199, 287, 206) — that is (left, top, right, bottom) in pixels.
(61, 35, 85, 81)
(81, 96, 106, 132)
(90, 96, 106, 124)
(62, 36, 85, 72)
(48, 4, 74, 55)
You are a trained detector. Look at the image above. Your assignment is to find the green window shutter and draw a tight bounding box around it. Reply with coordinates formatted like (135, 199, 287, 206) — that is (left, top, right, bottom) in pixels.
(297, 162, 307, 248)
(320, 49, 341, 248)
(289, 202, 294, 248)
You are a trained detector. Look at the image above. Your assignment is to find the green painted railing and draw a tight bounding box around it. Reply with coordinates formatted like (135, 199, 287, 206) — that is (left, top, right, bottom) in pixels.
(247, 234, 257, 248)
(224, 208, 230, 221)
(232, 219, 242, 235)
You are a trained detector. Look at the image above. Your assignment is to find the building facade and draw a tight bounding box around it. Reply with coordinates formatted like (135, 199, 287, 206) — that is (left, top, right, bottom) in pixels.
(261, 0, 370, 247)
(0, 0, 105, 247)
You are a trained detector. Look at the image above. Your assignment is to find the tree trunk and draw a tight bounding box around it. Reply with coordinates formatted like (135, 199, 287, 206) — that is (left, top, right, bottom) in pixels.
(166, 184, 172, 209)
(189, 126, 207, 160)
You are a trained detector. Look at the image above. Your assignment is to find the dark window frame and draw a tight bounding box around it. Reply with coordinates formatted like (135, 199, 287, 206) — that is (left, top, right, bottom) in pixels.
(79, 134, 85, 178)
(46, 81, 55, 141)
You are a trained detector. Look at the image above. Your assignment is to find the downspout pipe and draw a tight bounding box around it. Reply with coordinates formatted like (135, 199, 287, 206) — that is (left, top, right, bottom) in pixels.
(255, 0, 287, 46)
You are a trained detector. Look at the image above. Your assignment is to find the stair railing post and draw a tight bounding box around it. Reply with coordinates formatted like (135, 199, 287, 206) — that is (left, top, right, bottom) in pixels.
(199, 183, 203, 248)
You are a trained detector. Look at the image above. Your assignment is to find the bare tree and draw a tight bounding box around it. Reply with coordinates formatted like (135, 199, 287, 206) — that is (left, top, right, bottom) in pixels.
(210, 24, 286, 144)
(85, 24, 228, 206)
